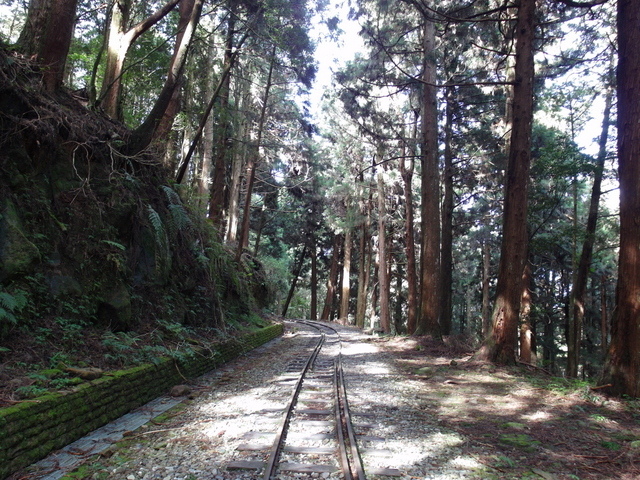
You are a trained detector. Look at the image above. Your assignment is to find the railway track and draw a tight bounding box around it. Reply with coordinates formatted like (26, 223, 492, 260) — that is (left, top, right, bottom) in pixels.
(226, 320, 369, 479)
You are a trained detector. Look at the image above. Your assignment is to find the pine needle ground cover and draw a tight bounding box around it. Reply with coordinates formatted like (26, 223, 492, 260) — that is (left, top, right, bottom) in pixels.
(382, 336, 640, 480)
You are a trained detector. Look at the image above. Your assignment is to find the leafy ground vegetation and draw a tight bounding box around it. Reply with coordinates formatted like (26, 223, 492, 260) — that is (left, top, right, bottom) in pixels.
(0, 47, 274, 404)
(383, 336, 640, 479)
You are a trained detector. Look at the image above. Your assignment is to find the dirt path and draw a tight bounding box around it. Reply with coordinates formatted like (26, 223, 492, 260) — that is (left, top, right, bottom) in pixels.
(381, 335, 640, 479)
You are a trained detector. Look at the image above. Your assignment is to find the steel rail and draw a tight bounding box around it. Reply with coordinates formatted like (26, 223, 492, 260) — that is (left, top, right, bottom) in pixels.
(262, 327, 325, 480)
(296, 320, 367, 480)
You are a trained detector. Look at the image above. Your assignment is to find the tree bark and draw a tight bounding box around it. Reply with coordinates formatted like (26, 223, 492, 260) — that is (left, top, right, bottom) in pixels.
(126, 0, 203, 155)
(567, 81, 613, 377)
(377, 170, 391, 334)
(208, 2, 237, 226)
(236, 45, 277, 261)
(481, 237, 492, 338)
(416, 13, 441, 338)
(339, 227, 352, 324)
(519, 262, 535, 363)
(310, 237, 318, 320)
(477, 0, 535, 364)
(440, 86, 455, 336)
(400, 129, 418, 335)
(174, 29, 250, 184)
(600, 0, 640, 396)
(600, 274, 608, 354)
(99, 0, 180, 119)
(18, 0, 79, 93)
(282, 245, 307, 317)
(321, 234, 341, 321)
(355, 190, 372, 329)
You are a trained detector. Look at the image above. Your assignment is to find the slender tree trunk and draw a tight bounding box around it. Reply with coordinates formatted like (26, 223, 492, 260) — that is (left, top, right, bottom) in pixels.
(310, 237, 318, 320)
(478, 0, 535, 364)
(321, 234, 341, 321)
(99, 0, 180, 119)
(237, 45, 277, 261)
(339, 227, 352, 324)
(226, 108, 250, 243)
(601, 274, 608, 354)
(377, 170, 391, 334)
(209, 3, 237, 226)
(481, 237, 492, 338)
(199, 40, 217, 205)
(567, 82, 613, 377)
(175, 29, 250, 184)
(417, 13, 441, 338)
(395, 259, 404, 334)
(126, 0, 203, 155)
(356, 193, 372, 329)
(400, 134, 418, 335)
(519, 262, 535, 363)
(282, 245, 307, 317)
(600, 0, 640, 396)
(440, 86, 455, 335)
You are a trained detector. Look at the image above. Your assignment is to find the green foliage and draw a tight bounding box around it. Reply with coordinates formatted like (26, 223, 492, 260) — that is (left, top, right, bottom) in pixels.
(15, 385, 48, 399)
(0, 288, 27, 325)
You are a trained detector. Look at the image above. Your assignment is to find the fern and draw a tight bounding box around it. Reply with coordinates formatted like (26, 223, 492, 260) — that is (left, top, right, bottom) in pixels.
(147, 205, 170, 277)
(0, 289, 27, 325)
(169, 203, 192, 231)
(147, 205, 165, 241)
(161, 185, 181, 205)
(102, 239, 126, 251)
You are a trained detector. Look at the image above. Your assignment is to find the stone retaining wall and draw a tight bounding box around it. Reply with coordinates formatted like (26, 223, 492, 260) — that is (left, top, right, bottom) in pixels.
(0, 323, 283, 479)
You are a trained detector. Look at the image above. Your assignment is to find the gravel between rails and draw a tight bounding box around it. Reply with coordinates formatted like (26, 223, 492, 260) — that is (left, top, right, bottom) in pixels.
(24, 321, 480, 480)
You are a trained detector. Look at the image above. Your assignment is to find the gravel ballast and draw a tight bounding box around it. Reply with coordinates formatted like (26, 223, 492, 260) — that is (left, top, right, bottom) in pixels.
(22, 321, 480, 480)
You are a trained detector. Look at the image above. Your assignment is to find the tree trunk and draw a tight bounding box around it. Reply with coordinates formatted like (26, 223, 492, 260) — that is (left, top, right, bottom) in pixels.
(356, 192, 372, 329)
(310, 237, 318, 321)
(175, 29, 250, 184)
(237, 45, 277, 261)
(440, 86, 455, 336)
(339, 227, 352, 324)
(519, 262, 535, 363)
(600, 0, 640, 396)
(18, 0, 79, 93)
(99, 0, 180, 119)
(481, 237, 492, 338)
(208, 3, 237, 226)
(478, 0, 535, 364)
(601, 274, 608, 354)
(416, 14, 441, 338)
(321, 234, 341, 321)
(126, 0, 203, 155)
(394, 259, 404, 334)
(400, 132, 418, 335)
(567, 81, 613, 377)
(377, 170, 391, 334)
(282, 245, 307, 318)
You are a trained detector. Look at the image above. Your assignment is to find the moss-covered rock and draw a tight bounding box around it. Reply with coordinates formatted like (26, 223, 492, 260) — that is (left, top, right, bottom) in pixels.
(97, 282, 132, 331)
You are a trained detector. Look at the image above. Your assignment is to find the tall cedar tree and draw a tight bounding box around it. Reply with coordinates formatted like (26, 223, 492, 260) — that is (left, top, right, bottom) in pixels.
(417, 12, 441, 337)
(600, 0, 640, 397)
(478, 0, 535, 363)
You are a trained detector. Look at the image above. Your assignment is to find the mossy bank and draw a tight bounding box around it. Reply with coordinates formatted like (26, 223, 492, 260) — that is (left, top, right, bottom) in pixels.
(0, 323, 283, 479)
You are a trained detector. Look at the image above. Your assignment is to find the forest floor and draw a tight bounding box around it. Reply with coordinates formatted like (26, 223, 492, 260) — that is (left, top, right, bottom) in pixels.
(382, 334, 640, 479)
(4, 324, 640, 480)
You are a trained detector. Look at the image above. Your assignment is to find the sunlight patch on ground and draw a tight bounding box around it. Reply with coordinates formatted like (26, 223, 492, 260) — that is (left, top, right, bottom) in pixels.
(449, 455, 483, 469)
(522, 410, 552, 421)
(341, 341, 379, 356)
